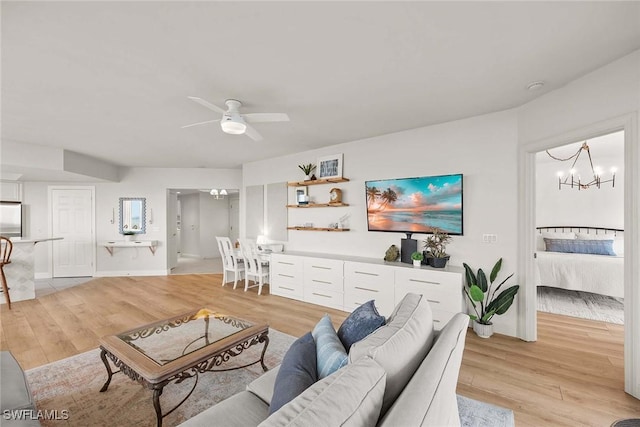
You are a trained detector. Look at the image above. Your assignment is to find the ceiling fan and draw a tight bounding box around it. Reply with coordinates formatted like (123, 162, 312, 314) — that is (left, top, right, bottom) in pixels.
(182, 97, 289, 141)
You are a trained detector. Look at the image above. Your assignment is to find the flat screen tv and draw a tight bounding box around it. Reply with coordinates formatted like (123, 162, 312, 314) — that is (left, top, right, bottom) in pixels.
(0, 201, 22, 238)
(365, 174, 463, 236)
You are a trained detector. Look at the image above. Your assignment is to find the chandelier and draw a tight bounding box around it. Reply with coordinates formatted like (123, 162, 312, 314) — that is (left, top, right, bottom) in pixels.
(546, 142, 616, 190)
(209, 189, 228, 199)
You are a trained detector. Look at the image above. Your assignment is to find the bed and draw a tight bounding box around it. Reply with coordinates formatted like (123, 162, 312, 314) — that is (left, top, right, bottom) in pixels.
(536, 226, 624, 299)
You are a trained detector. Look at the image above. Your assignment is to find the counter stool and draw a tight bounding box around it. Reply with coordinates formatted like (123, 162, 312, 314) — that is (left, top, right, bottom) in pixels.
(0, 236, 13, 309)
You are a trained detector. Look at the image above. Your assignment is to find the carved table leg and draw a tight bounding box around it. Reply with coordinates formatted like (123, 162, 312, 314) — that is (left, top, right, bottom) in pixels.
(153, 387, 164, 427)
(259, 334, 270, 372)
(99, 349, 114, 392)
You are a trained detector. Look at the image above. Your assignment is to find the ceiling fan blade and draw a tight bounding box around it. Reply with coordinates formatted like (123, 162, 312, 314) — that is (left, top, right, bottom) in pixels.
(243, 113, 290, 123)
(181, 119, 220, 129)
(244, 123, 263, 141)
(187, 96, 226, 114)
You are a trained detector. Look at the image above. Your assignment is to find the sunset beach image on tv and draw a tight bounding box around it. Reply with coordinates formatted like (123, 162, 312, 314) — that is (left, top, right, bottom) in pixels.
(365, 174, 463, 235)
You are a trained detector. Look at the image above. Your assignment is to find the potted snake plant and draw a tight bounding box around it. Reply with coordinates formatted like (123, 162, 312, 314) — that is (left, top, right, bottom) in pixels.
(423, 228, 452, 268)
(463, 258, 519, 338)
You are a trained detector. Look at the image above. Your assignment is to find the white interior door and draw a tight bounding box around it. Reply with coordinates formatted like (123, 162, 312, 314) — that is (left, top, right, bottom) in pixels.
(229, 195, 239, 243)
(51, 187, 94, 277)
(167, 191, 178, 270)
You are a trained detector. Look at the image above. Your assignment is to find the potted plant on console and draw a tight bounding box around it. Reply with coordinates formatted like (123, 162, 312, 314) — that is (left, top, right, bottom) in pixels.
(423, 228, 451, 268)
(463, 258, 519, 338)
(410, 251, 423, 267)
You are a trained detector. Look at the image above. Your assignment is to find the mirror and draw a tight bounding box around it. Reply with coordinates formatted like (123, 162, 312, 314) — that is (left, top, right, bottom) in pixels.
(119, 197, 146, 234)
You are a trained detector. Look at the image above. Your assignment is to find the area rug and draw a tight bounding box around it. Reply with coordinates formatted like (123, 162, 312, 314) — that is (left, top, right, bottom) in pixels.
(537, 285, 624, 324)
(26, 329, 514, 426)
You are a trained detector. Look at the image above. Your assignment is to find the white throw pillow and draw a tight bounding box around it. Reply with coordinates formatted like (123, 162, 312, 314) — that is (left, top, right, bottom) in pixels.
(536, 231, 576, 251)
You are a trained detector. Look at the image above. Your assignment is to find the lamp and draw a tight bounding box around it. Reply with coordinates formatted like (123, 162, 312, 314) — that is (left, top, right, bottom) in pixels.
(546, 142, 616, 190)
(209, 189, 228, 199)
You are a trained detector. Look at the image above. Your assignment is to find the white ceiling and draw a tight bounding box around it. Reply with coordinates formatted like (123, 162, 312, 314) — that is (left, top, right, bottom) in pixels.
(2, 2, 640, 175)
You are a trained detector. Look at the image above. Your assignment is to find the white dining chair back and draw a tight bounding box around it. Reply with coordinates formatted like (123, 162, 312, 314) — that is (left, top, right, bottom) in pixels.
(215, 236, 244, 289)
(240, 241, 269, 295)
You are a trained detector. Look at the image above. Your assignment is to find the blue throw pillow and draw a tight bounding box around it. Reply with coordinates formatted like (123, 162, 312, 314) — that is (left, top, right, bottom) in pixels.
(312, 315, 348, 379)
(269, 332, 317, 414)
(544, 238, 616, 256)
(337, 300, 386, 351)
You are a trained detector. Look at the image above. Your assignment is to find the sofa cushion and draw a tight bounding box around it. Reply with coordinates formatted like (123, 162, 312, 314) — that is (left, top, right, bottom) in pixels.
(337, 300, 386, 351)
(269, 332, 317, 414)
(348, 293, 434, 416)
(258, 357, 386, 427)
(246, 365, 279, 405)
(178, 390, 269, 427)
(378, 312, 469, 427)
(311, 315, 348, 379)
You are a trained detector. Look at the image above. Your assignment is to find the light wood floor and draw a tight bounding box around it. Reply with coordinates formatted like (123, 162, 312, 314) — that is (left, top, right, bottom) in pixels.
(2, 274, 639, 425)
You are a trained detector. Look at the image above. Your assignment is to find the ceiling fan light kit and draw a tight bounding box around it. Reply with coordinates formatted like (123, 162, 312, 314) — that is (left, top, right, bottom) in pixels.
(184, 97, 290, 141)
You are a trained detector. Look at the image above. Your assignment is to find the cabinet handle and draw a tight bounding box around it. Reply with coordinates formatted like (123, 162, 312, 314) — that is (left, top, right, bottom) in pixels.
(312, 265, 332, 270)
(278, 274, 294, 278)
(312, 279, 332, 285)
(354, 271, 379, 276)
(280, 286, 294, 291)
(434, 319, 441, 323)
(278, 261, 295, 265)
(409, 278, 441, 285)
(427, 299, 440, 304)
(312, 292, 331, 298)
(354, 286, 378, 293)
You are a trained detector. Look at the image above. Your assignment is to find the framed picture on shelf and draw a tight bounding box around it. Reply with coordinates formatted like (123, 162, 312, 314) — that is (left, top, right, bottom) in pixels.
(295, 186, 309, 205)
(317, 154, 343, 179)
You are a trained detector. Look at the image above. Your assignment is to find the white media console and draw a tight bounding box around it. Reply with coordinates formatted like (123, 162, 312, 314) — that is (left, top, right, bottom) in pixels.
(270, 251, 465, 330)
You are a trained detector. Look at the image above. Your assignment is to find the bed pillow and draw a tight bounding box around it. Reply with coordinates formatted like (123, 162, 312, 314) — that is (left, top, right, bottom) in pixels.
(312, 315, 348, 379)
(576, 232, 624, 255)
(544, 238, 616, 256)
(337, 300, 386, 352)
(269, 332, 318, 415)
(536, 231, 576, 251)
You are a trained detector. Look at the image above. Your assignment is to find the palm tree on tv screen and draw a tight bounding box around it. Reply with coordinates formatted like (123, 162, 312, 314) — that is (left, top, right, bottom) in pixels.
(379, 188, 398, 210)
(366, 186, 381, 209)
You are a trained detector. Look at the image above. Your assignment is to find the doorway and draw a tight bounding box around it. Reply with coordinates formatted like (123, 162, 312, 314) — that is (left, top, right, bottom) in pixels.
(167, 188, 239, 275)
(534, 131, 624, 324)
(518, 114, 639, 398)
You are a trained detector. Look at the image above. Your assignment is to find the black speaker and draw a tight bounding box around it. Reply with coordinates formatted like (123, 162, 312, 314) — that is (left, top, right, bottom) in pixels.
(400, 238, 417, 264)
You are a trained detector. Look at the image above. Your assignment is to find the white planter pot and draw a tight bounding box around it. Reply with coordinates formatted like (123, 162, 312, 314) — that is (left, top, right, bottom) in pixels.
(473, 321, 494, 339)
(413, 260, 422, 267)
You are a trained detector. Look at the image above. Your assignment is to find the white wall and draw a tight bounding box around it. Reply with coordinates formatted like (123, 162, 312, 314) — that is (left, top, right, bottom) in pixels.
(179, 193, 201, 257)
(22, 167, 241, 276)
(244, 109, 520, 336)
(200, 193, 230, 258)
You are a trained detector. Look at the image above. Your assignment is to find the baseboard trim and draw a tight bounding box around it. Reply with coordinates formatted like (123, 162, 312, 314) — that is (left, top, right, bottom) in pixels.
(93, 270, 168, 277)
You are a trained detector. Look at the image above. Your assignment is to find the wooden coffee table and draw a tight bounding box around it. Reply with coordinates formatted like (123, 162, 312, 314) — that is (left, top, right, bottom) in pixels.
(98, 308, 269, 427)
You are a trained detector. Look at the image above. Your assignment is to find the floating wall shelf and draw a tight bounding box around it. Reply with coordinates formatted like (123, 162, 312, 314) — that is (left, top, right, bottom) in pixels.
(287, 177, 350, 187)
(287, 227, 350, 232)
(286, 203, 350, 208)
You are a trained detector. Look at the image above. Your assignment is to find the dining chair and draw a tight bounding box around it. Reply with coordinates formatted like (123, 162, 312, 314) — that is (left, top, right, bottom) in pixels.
(0, 236, 13, 309)
(215, 236, 244, 289)
(240, 241, 269, 295)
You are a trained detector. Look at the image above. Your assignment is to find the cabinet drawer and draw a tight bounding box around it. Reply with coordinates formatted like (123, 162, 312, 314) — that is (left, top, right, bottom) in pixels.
(395, 282, 462, 314)
(270, 277, 303, 300)
(304, 287, 344, 311)
(344, 262, 394, 291)
(432, 310, 458, 331)
(271, 254, 304, 277)
(394, 268, 462, 288)
(304, 258, 343, 280)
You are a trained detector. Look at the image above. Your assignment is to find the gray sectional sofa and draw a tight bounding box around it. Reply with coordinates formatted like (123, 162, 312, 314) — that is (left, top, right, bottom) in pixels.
(180, 293, 469, 427)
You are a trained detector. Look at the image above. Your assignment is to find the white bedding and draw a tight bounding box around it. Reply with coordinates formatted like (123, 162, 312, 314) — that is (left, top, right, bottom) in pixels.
(536, 251, 624, 298)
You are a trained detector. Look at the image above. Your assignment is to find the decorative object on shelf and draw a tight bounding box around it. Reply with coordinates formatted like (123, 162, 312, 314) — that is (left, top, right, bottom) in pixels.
(295, 186, 309, 205)
(463, 258, 519, 338)
(546, 141, 616, 190)
(411, 251, 423, 267)
(338, 213, 350, 229)
(423, 228, 452, 268)
(123, 230, 136, 241)
(316, 154, 343, 179)
(384, 245, 400, 262)
(328, 188, 342, 204)
(298, 163, 317, 181)
(209, 189, 228, 199)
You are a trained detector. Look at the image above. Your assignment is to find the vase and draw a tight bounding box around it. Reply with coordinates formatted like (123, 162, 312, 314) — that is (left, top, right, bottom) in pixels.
(473, 321, 494, 338)
(413, 259, 421, 267)
(430, 256, 450, 268)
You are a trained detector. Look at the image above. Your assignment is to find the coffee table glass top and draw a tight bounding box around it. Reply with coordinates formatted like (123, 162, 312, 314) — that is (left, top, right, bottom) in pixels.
(117, 308, 254, 365)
